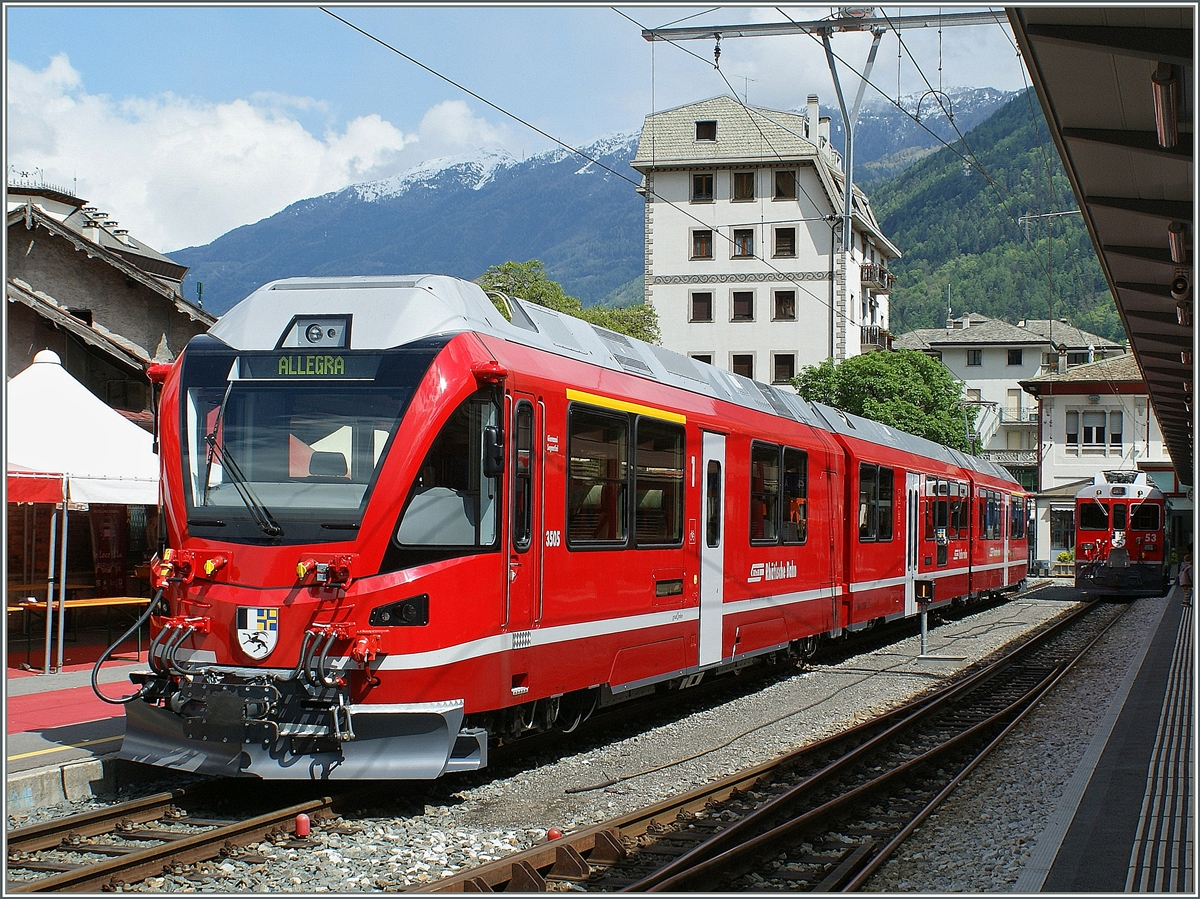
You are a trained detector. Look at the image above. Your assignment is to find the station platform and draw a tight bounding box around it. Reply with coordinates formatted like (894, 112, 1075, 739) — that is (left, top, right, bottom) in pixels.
(1016, 585, 1194, 892)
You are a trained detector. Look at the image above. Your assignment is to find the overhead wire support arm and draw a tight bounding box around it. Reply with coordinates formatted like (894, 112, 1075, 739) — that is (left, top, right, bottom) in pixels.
(640, 11, 1005, 43)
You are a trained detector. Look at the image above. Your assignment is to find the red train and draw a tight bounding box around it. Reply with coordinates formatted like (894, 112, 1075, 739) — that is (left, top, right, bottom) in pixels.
(1074, 471, 1170, 597)
(120, 275, 1028, 780)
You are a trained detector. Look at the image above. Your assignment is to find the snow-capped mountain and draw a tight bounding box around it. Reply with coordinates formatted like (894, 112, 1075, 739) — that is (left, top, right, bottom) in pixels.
(172, 92, 1016, 316)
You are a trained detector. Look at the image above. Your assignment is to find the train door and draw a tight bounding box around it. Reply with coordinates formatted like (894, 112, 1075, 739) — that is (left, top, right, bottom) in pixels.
(699, 432, 725, 667)
(1002, 493, 1011, 587)
(904, 472, 920, 615)
(507, 394, 543, 632)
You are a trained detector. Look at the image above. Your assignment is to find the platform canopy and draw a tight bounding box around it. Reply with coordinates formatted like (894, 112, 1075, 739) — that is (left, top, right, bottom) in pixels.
(6, 350, 158, 505)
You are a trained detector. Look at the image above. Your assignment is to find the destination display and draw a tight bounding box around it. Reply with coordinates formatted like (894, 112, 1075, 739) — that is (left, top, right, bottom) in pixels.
(241, 353, 381, 379)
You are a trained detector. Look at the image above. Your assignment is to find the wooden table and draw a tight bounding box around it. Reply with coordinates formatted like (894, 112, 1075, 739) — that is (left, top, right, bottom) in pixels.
(7, 596, 153, 668)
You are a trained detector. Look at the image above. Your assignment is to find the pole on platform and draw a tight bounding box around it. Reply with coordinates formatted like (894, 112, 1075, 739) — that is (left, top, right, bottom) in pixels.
(43, 507, 57, 675)
(919, 604, 929, 656)
(55, 496, 69, 673)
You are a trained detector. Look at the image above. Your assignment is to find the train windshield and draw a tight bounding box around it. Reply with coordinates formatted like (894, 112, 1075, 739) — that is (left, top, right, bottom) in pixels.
(178, 342, 441, 544)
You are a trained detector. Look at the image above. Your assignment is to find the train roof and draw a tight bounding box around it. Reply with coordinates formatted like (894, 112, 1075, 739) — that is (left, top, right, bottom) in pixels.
(1075, 470, 1164, 501)
(208, 275, 1018, 488)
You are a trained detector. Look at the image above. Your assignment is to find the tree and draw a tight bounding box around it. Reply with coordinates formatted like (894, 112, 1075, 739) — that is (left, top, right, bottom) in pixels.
(792, 350, 978, 453)
(476, 259, 660, 344)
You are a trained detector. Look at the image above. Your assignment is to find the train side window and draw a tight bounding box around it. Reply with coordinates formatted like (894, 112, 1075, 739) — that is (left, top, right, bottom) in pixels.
(1131, 503, 1160, 530)
(782, 448, 808, 544)
(395, 390, 500, 548)
(1009, 496, 1026, 540)
(877, 468, 894, 541)
(934, 480, 949, 532)
(512, 401, 534, 552)
(858, 463, 878, 540)
(1111, 503, 1127, 530)
(1078, 502, 1109, 531)
(706, 460, 722, 547)
(567, 406, 629, 546)
(634, 417, 685, 547)
(750, 442, 780, 544)
(949, 482, 966, 539)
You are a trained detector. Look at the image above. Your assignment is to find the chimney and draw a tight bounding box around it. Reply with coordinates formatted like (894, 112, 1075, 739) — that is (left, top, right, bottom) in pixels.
(819, 116, 831, 146)
(807, 95, 819, 138)
(114, 228, 131, 246)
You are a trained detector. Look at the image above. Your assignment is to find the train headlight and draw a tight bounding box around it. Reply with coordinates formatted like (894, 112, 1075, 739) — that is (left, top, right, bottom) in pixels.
(305, 323, 324, 343)
(369, 595, 430, 627)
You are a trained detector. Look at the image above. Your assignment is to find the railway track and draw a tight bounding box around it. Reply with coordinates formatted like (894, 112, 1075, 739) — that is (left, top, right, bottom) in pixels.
(416, 600, 1123, 892)
(5, 783, 340, 893)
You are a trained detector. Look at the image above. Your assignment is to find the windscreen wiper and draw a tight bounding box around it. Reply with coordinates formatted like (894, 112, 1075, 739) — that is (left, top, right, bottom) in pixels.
(204, 436, 284, 537)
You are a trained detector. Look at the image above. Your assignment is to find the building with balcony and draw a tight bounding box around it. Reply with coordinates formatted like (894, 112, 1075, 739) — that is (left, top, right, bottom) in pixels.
(631, 95, 900, 384)
(1019, 352, 1187, 567)
(893, 313, 1125, 489)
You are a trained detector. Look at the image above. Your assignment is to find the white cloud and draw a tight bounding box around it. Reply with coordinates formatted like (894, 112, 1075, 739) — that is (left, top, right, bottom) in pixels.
(6, 55, 517, 251)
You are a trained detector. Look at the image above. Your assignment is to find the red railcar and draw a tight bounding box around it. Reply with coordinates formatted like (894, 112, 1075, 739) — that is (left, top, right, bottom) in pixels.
(120, 275, 1028, 780)
(1074, 471, 1170, 597)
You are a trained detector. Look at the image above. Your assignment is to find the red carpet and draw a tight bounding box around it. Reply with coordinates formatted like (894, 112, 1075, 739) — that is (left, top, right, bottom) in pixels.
(7, 684, 126, 733)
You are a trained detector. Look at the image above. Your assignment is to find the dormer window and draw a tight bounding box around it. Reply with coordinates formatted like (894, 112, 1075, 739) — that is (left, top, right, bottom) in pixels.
(695, 120, 717, 141)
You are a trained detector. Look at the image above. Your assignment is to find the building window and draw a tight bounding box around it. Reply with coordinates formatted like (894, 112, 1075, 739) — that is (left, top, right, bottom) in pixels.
(1066, 410, 1079, 446)
(695, 120, 717, 141)
(732, 291, 754, 321)
(733, 171, 755, 200)
(1008, 348, 1023, 365)
(1067, 351, 1090, 366)
(1110, 410, 1122, 447)
(690, 291, 713, 322)
(1082, 410, 1106, 446)
(692, 229, 713, 259)
(773, 290, 796, 321)
(733, 228, 754, 258)
(1050, 508, 1074, 554)
(966, 349, 982, 366)
(691, 353, 713, 366)
(692, 172, 714, 201)
(774, 227, 796, 257)
(772, 353, 796, 384)
(966, 388, 982, 402)
(774, 170, 797, 198)
(731, 354, 754, 378)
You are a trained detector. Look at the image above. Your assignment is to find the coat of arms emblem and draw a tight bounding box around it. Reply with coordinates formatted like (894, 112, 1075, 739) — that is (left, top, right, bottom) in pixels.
(236, 607, 278, 660)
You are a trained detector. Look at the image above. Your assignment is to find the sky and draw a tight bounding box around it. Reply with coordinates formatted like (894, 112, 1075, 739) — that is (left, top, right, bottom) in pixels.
(5, 4, 1031, 253)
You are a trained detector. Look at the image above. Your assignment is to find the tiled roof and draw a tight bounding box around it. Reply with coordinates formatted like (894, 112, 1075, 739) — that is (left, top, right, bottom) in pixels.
(1021, 351, 1141, 386)
(892, 315, 1046, 347)
(894, 314, 1125, 350)
(632, 96, 818, 166)
(1016, 319, 1124, 350)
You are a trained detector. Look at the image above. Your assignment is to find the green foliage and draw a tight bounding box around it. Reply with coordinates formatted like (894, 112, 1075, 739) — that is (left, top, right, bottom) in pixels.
(793, 350, 977, 453)
(873, 90, 1124, 343)
(476, 260, 660, 344)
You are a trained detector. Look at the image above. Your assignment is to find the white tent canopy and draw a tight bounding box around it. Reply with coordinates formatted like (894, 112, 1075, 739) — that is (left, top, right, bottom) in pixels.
(7, 350, 159, 505)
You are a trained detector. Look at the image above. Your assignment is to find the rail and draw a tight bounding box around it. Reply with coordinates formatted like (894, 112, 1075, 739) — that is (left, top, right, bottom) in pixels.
(415, 600, 1121, 892)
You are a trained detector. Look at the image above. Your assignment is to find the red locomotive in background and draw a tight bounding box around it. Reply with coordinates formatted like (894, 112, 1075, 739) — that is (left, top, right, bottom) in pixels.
(1074, 471, 1170, 598)
(121, 275, 1028, 780)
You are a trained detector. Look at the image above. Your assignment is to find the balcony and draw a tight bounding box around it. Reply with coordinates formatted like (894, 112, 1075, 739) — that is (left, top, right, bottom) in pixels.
(999, 408, 1039, 424)
(860, 264, 896, 290)
(979, 449, 1038, 465)
(860, 325, 893, 351)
